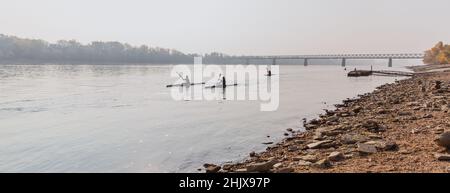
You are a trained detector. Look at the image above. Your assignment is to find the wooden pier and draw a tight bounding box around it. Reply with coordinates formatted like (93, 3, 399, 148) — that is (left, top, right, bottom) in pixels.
(348, 70, 413, 77)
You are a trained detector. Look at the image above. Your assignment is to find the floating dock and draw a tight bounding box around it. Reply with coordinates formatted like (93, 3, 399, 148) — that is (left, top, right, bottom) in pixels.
(348, 70, 413, 77)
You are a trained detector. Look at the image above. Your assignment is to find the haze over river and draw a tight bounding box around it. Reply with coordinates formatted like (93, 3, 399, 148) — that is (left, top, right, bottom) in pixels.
(0, 61, 420, 172)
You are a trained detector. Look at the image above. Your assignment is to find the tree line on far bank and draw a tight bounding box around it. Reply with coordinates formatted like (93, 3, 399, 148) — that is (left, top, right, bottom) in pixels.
(0, 34, 250, 65)
(424, 41, 450, 65)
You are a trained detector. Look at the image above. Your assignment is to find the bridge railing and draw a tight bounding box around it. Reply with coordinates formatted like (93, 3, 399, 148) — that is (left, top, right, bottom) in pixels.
(241, 53, 424, 67)
(242, 53, 424, 60)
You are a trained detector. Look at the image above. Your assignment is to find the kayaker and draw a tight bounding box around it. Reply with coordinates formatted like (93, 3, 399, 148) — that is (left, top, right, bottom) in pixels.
(267, 68, 272, 76)
(222, 76, 226, 88)
(181, 75, 190, 86)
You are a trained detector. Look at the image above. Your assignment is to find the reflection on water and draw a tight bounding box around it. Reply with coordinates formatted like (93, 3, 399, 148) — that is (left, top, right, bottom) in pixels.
(0, 62, 419, 172)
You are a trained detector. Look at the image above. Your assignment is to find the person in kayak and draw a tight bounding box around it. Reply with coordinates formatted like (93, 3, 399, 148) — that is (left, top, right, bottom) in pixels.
(266, 67, 272, 76)
(181, 75, 190, 87)
(222, 76, 226, 88)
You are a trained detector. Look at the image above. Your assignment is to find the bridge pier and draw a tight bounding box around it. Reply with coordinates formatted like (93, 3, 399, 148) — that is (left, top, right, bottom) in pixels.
(388, 58, 393, 67)
(272, 58, 276, 65)
(341, 58, 346, 67)
(304, 58, 308, 66)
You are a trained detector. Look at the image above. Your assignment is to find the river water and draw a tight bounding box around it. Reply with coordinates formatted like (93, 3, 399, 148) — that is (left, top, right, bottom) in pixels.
(0, 61, 420, 172)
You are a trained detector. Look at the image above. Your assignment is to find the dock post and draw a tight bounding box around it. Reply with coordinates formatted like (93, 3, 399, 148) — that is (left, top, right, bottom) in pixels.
(272, 58, 276, 65)
(388, 58, 393, 67)
(341, 58, 346, 67)
(304, 58, 308, 66)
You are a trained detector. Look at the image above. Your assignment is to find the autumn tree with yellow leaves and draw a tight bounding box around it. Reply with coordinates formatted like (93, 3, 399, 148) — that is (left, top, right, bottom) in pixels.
(424, 42, 450, 64)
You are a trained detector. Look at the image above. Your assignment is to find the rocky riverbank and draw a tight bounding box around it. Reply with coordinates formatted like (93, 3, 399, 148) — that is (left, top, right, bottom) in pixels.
(205, 65, 450, 173)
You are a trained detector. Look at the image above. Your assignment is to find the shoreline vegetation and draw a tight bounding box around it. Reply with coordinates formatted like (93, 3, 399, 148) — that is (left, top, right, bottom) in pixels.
(205, 64, 450, 173)
(0, 34, 263, 65)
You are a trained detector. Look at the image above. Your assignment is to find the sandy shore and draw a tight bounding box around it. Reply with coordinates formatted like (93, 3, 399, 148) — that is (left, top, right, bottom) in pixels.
(205, 64, 450, 173)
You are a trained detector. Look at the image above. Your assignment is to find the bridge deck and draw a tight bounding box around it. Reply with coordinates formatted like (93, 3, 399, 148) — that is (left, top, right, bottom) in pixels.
(243, 53, 424, 60)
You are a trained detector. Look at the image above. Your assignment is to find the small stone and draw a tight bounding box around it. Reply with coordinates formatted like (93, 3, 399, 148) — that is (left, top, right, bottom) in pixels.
(274, 167, 294, 173)
(321, 128, 344, 136)
(235, 168, 248, 173)
(204, 164, 221, 173)
(407, 102, 420, 107)
(357, 143, 377, 154)
(324, 109, 336, 116)
(398, 111, 413, 116)
(287, 128, 293, 132)
(377, 109, 390, 114)
(246, 160, 277, 172)
(292, 156, 302, 161)
(399, 150, 410, 154)
(327, 116, 339, 122)
(300, 155, 318, 162)
(344, 154, 353, 159)
(434, 153, 450, 161)
(328, 151, 345, 161)
(307, 140, 332, 149)
(367, 133, 382, 139)
(273, 163, 283, 169)
(341, 134, 368, 144)
(222, 164, 232, 171)
(362, 120, 381, 132)
(340, 113, 350, 117)
(352, 106, 363, 113)
(249, 151, 256, 157)
(383, 141, 398, 151)
(313, 133, 324, 140)
(435, 131, 450, 149)
(434, 81, 442, 89)
(365, 140, 397, 151)
(288, 146, 299, 152)
(423, 114, 433, 118)
(298, 160, 313, 166)
(434, 127, 445, 134)
(411, 128, 422, 134)
(313, 159, 332, 168)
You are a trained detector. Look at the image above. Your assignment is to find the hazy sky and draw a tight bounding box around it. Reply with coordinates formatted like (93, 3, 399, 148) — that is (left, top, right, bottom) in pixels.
(1, 0, 449, 55)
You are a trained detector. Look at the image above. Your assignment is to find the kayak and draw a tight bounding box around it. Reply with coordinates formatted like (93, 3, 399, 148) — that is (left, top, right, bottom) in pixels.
(205, 83, 238, 89)
(265, 74, 276, 76)
(166, 82, 205, 88)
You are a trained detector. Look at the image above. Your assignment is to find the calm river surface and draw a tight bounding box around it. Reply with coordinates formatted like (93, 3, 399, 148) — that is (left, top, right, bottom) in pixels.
(0, 61, 420, 172)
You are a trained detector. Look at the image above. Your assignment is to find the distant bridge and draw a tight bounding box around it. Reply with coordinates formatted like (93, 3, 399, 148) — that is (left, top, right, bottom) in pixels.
(241, 53, 424, 67)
